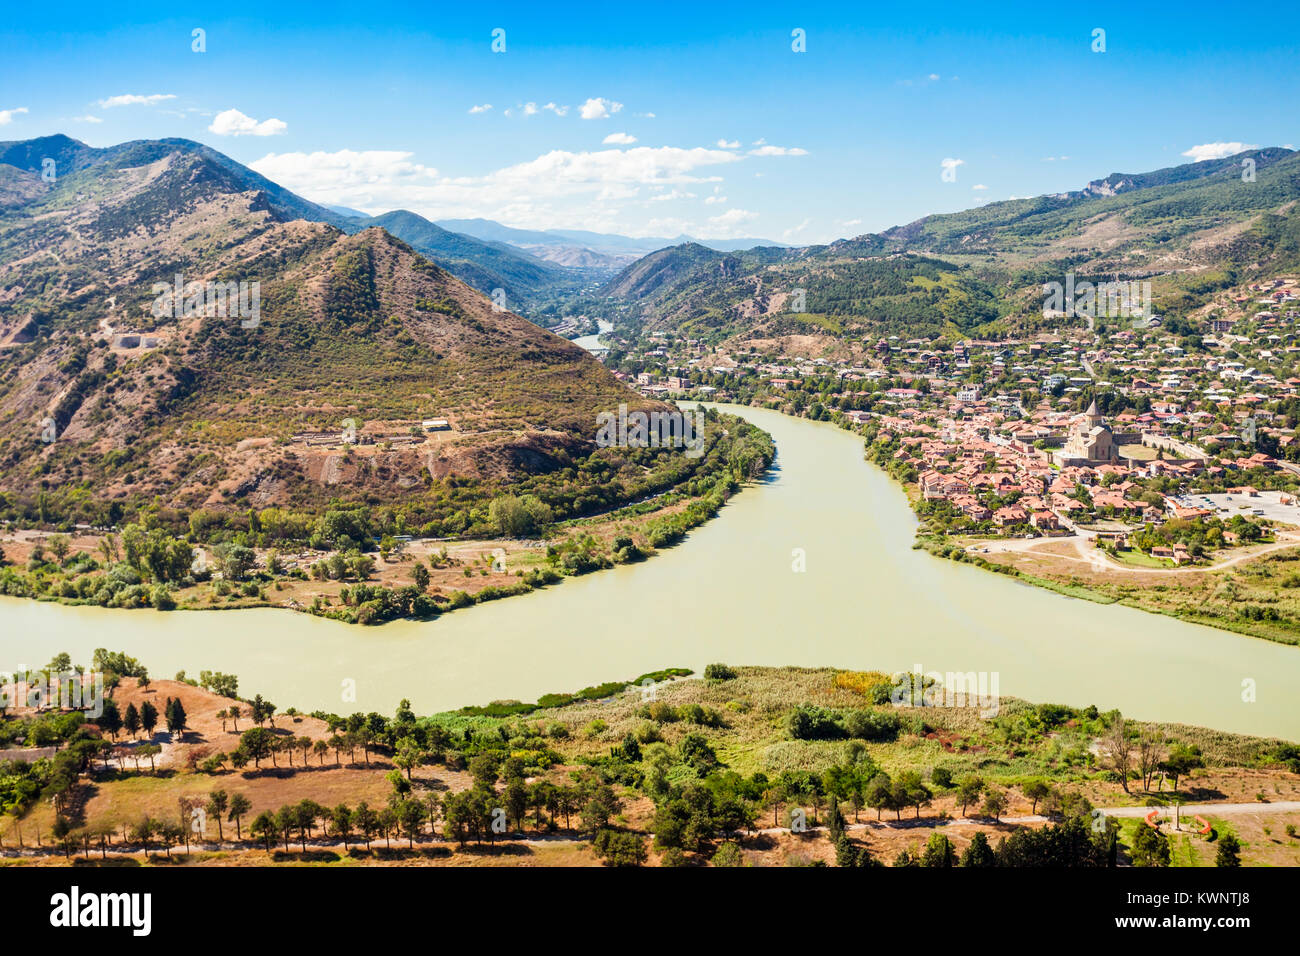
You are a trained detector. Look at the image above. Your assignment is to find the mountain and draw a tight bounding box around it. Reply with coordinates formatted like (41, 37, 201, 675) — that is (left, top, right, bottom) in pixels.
(879, 147, 1300, 267)
(325, 204, 369, 219)
(341, 209, 583, 307)
(0, 135, 653, 522)
(0, 134, 355, 228)
(436, 217, 788, 258)
(0, 136, 596, 310)
(602, 147, 1300, 343)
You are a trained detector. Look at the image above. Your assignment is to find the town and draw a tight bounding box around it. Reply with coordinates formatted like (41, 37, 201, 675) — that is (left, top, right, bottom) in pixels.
(591, 275, 1300, 625)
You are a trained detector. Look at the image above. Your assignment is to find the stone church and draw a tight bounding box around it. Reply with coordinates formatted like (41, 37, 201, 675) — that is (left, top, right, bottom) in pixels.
(1053, 400, 1118, 467)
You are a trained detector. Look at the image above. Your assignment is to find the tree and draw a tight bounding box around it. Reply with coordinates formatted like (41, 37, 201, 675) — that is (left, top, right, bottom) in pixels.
(332, 804, 354, 850)
(1137, 732, 1164, 792)
(900, 771, 931, 818)
(137, 743, 161, 773)
(140, 701, 158, 737)
(239, 727, 274, 768)
(353, 802, 378, 849)
(294, 800, 323, 850)
(123, 703, 141, 738)
(213, 542, 256, 581)
(959, 831, 996, 867)
(592, 828, 648, 867)
(1159, 744, 1204, 792)
(866, 773, 894, 821)
(98, 700, 122, 740)
(48, 534, 71, 564)
(1130, 823, 1170, 867)
(398, 799, 425, 848)
(378, 807, 398, 849)
(504, 777, 529, 833)
(1024, 780, 1050, 815)
(956, 775, 984, 816)
(1104, 717, 1134, 794)
(164, 697, 187, 738)
(206, 790, 228, 841)
(921, 832, 957, 867)
(227, 793, 252, 841)
(250, 811, 277, 852)
(274, 806, 295, 851)
(411, 561, 430, 591)
(227, 704, 241, 732)
(1215, 834, 1242, 867)
(981, 788, 1008, 822)
(132, 817, 156, 856)
(393, 737, 424, 781)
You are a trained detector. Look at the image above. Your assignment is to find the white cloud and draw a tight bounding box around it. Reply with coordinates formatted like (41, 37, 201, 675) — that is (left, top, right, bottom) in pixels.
(1042, 155, 1070, 161)
(543, 102, 569, 116)
(0, 107, 29, 125)
(209, 108, 287, 137)
(579, 97, 624, 120)
(249, 145, 741, 229)
(648, 188, 695, 201)
(717, 139, 740, 149)
(1182, 141, 1257, 162)
(98, 93, 176, 108)
(941, 157, 965, 173)
(704, 208, 759, 238)
(972, 184, 988, 190)
(603, 132, 637, 145)
(73, 115, 103, 124)
(783, 218, 811, 239)
(748, 145, 808, 156)
(928, 73, 940, 81)
(468, 104, 492, 114)
(840, 218, 862, 228)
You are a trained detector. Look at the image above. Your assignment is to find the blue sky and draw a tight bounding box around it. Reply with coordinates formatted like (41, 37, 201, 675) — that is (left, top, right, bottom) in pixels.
(2, 1, 1297, 243)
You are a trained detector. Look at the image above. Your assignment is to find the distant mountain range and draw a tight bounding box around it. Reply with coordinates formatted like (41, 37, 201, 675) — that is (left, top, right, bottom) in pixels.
(600, 146, 1300, 343)
(434, 217, 789, 259)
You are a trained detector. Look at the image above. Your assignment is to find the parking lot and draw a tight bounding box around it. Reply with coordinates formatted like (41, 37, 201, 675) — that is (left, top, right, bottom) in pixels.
(1188, 490, 1300, 525)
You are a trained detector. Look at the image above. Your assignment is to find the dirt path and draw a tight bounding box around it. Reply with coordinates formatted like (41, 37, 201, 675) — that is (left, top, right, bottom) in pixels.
(5, 799, 1297, 863)
(975, 531, 1300, 576)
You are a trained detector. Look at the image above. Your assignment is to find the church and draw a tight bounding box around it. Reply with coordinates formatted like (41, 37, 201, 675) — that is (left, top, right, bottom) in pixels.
(1053, 400, 1118, 467)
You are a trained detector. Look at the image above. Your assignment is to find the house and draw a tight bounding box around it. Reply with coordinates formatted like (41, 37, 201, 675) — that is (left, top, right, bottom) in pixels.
(1030, 510, 1058, 530)
(993, 505, 1028, 527)
(421, 419, 451, 431)
(920, 472, 969, 499)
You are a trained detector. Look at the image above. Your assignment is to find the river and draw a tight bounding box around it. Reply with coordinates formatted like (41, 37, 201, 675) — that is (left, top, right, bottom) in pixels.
(2, 404, 1297, 738)
(572, 319, 613, 353)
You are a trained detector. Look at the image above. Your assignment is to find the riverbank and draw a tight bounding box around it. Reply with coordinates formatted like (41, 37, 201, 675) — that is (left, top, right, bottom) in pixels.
(0, 410, 775, 626)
